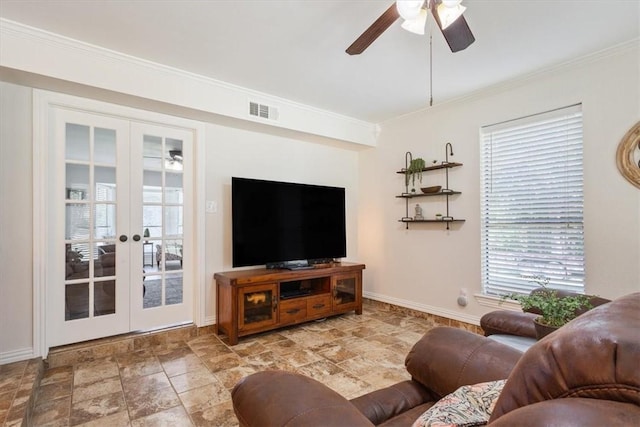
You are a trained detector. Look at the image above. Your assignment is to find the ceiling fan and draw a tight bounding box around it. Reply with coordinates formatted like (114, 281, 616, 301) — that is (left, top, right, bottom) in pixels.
(346, 0, 475, 55)
(145, 149, 183, 169)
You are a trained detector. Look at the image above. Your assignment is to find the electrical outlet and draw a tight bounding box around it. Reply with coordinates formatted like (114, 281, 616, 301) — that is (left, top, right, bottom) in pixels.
(457, 288, 468, 307)
(206, 201, 217, 213)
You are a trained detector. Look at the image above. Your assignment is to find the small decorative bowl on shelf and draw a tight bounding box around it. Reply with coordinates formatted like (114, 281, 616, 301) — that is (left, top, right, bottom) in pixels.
(421, 185, 442, 194)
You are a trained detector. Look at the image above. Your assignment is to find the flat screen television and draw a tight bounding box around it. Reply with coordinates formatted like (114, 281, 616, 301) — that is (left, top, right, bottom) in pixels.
(232, 177, 347, 269)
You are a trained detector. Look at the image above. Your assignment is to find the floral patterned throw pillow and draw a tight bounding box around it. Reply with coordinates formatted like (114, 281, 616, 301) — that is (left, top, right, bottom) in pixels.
(412, 379, 506, 427)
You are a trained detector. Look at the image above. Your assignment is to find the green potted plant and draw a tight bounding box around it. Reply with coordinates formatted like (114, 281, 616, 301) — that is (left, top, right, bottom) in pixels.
(405, 158, 426, 191)
(503, 275, 592, 339)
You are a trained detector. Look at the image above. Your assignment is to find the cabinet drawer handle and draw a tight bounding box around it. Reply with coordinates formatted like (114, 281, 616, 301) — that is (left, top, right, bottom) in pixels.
(286, 308, 300, 315)
(312, 304, 325, 309)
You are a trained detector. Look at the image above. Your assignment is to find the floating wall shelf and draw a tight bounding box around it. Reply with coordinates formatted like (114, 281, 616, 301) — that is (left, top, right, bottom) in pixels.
(397, 152, 464, 230)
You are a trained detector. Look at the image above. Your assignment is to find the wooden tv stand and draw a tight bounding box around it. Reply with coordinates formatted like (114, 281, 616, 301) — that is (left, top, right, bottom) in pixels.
(214, 262, 365, 345)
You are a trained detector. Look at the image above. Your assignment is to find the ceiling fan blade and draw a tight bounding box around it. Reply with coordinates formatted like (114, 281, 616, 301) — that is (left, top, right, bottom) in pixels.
(346, 3, 399, 55)
(430, 2, 475, 52)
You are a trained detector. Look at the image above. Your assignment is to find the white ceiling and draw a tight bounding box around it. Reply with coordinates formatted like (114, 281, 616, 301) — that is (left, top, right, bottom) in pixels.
(1, 0, 638, 123)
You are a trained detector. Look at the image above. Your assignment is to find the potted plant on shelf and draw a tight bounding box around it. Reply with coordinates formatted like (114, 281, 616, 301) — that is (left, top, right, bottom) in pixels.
(503, 275, 592, 339)
(405, 158, 426, 192)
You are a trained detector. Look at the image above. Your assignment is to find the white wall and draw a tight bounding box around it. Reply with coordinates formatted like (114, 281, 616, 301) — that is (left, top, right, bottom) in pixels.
(0, 82, 33, 360)
(358, 44, 640, 323)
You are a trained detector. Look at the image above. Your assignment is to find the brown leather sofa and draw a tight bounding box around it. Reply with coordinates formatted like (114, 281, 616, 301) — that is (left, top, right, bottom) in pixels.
(480, 288, 610, 339)
(232, 293, 640, 426)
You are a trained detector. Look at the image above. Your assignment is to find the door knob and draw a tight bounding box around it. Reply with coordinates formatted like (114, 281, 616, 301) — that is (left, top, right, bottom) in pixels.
(119, 235, 128, 242)
(132, 234, 141, 242)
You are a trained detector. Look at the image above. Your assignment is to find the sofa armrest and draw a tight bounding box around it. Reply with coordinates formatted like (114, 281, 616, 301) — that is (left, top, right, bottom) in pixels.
(480, 310, 537, 338)
(232, 371, 373, 427)
(350, 380, 436, 425)
(489, 398, 640, 426)
(405, 327, 522, 398)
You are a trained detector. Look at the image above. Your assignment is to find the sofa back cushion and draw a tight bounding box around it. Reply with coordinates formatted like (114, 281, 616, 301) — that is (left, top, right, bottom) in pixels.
(491, 292, 640, 422)
(405, 327, 521, 399)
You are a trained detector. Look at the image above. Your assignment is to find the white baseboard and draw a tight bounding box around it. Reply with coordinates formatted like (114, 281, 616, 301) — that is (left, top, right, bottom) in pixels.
(202, 315, 216, 327)
(0, 347, 36, 365)
(363, 291, 481, 326)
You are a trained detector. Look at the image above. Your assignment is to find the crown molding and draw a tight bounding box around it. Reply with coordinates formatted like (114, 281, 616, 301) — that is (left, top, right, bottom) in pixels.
(0, 18, 377, 146)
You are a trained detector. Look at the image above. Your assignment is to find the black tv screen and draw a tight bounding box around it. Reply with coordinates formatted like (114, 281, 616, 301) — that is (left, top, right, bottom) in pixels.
(232, 177, 347, 268)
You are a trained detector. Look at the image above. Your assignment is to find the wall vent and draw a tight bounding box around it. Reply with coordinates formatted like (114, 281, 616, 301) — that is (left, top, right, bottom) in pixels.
(249, 101, 279, 121)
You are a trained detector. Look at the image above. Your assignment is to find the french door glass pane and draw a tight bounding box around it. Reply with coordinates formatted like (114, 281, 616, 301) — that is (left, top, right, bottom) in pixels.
(143, 206, 162, 238)
(94, 204, 116, 239)
(65, 282, 89, 320)
(94, 243, 116, 278)
(143, 275, 162, 309)
(165, 172, 183, 203)
(143, 135, 163, 169)
(166, 273, 183, 305)
(94, 127, 116, 165)
(95, 167, 116, 201)
(65, 123, 90, 162)
(65, 243, 89, 280)
(66, 204, 90, 240)
(164, 207, 183, 235)
(66, 164, 90, 200)
(94, 281, 116, 316)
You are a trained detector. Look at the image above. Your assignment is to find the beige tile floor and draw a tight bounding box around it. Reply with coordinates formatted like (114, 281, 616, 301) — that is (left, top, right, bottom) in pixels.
(31, 303, 456, 426)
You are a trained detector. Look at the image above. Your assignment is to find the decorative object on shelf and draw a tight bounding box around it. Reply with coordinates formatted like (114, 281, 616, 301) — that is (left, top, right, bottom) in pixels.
(414, 204, 424, 220)
(616, 121, 640, 189)
(421, 185, 442, 193)
(403, 152, 426, 191)
(435, 213, 443, 221)
(143, 228, 150, 242)
(501, 275, 592, 339)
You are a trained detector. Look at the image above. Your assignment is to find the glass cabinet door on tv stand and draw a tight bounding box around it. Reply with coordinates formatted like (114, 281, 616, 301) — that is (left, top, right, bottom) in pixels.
(332, 273, 360, 313)
(238, 283, 277, 331)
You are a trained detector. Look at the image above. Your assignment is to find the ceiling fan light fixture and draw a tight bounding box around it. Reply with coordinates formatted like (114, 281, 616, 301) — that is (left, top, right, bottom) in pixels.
(437, 2, 466, 30)
(396, 0, 425, 21)
(400, 9, 428, 35)
(169, 150, 183, 162)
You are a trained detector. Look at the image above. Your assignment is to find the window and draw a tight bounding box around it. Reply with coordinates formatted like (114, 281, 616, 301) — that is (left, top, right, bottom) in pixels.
(480, 105, 584, 296)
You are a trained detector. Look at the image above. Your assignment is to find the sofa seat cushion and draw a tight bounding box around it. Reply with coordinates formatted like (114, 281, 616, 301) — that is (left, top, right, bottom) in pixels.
(413, 380, 506, 427)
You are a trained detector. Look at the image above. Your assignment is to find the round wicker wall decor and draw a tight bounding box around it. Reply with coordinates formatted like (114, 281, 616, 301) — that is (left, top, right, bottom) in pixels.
(616, 121, 640, 189)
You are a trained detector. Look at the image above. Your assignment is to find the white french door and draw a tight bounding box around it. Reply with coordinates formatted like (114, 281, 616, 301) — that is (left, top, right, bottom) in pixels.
(47, 107, 194, 347)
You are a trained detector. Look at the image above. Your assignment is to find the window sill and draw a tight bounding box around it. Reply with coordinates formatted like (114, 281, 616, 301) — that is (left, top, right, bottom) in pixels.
(474, 293, 522, 311)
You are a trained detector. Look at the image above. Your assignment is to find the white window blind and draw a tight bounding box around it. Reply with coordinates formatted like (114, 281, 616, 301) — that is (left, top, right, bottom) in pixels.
(480, 104, 584, 296)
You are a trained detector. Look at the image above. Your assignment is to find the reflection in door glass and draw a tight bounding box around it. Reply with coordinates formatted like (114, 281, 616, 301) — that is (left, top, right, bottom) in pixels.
(95, 167, 116, 201)
(143, 275, 162, 309)
(66, 204, 90, 240)
(65, 282, 89, 320)
(164, 207, 183, 236)
(143, 170, 162, 203)
(165, 172, 183, 203)
(166, 273, 183, 305)
(157, 239, 182, 271)
(94, 243, 116, 278)
(65, 243, 89, 280)
(94, 127, 116, 165)
(65, 123, 90, 161)
(94, 204, 116, 239)
(66, 164, 90, 200)
(94, 280, 115, 316)
(143, 135, 163, 169)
